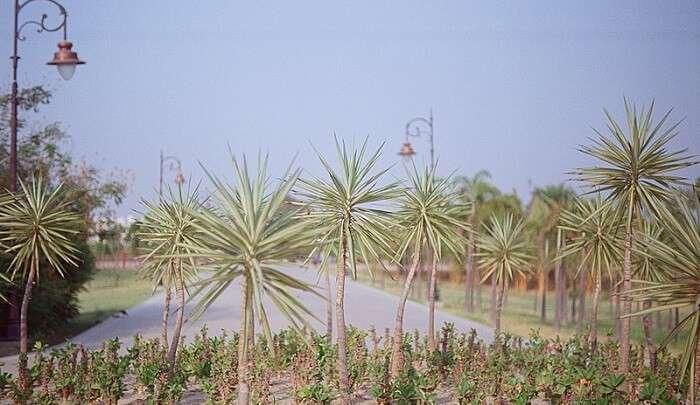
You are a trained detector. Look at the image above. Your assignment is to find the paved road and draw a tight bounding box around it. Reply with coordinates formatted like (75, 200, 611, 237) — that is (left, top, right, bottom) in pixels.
(0, 265, 492, 373)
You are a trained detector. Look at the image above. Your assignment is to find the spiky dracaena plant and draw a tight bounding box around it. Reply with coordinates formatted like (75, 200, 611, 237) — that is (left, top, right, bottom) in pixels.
(185, 154, 319, 405)
(477, 214, 532, 336)
(629, 193, 700, 400)
(559, 196, 622, 350)
(572, 99, 696, 373)
(137, 184, 202, 368)
(297, 138, 398, 403)
(389, 163, 469, 379)
(0, 178, 81, 389)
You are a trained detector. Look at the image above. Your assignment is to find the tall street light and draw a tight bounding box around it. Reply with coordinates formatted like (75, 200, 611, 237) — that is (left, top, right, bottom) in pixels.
(398, 109, 434, 166)
(159, 151, 185, 197)
(2, 0, 85, 342)
(9, 0, 86, 193)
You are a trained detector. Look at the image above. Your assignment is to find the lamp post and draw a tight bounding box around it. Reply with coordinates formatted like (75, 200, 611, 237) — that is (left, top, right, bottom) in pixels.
(159, 151, 185, 197)
(1, 0, 85, 342)
(398, 109, 434, 166)
(9, 0, 86, 193)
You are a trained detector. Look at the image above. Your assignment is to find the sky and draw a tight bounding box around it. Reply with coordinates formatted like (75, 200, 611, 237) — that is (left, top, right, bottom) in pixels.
(1, 1, 699, 216)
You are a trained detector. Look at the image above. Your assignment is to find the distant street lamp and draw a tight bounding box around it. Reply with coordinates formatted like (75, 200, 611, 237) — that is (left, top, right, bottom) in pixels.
(9, 0, 86, 192)
(398, 109, 434, 166)
(1, 0, 85, 342)
(159, 151, 185, 197)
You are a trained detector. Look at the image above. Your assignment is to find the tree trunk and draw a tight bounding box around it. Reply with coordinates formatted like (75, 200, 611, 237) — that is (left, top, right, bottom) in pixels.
(613, 274, 621, 339)
(324, 269, 333, 343)
(476, 267, 482, 310)
(166, 262, 185, 368)
(161, 287, 171, 346)
(495, 279, 506, 336)
(236, 276, 250, 405)
(619, 228, 633, 374)
(590, 273, 601, 352)
(490, 274, 497, 322)
(428, 253, 438, 352)
(642, 300, 656, 371)
(538, 235, 548, 322)
(18, 256, 38, 391)
(335, 233, 350, 404)
(390, 251, 421, 380)
(576, 272, 586, 335)
(554, 230, 564, 330)
(465, 213, 476, 312)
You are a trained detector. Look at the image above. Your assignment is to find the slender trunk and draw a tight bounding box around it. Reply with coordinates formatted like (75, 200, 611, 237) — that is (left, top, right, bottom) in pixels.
(325, 269, 333, 343)
(495, 279, 506, 336)
(465, 214, 476, 312)
(538, 236, 548, 322)
(490, 274, 497, 322)
(590, 274, 601, 352)
(18, 256, 38, 391)
(161, 287, 171, 346)
(236, 276, 250, 405)
(576, 272, 586, 335)
(476, 267, 482, 310)
(336, 233, 350, 404)
(428, 253, 438, 352)
(619, 228, 633, 374)
(20, 258, 37, 355)
(554, 231, 563, 330)
(641, 300, 656, 371)
(613, 274, 621, 339)
(390, 251, 421, 380)
(166, 261, 185, 368)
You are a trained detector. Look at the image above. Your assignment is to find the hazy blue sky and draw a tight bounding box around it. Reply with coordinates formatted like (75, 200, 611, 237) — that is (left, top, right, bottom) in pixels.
(1, 1, 699, 215)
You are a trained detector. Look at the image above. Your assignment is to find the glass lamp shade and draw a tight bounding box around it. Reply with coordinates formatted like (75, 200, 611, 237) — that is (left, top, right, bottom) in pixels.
(47, 41, 85, 81)
(56, 64, 76, 80)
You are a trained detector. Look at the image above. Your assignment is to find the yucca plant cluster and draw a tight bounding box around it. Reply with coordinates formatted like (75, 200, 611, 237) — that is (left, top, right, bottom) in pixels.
(0, 324, 686, 404)
(1, 99, 699, 402)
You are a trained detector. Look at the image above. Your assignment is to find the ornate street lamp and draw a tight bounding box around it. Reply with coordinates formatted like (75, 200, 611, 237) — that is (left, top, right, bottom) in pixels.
(2, 0, 86, 342)
(160, 151, 185, 197)
(9, 0, 86, 192)
(399, 109, 434, 165)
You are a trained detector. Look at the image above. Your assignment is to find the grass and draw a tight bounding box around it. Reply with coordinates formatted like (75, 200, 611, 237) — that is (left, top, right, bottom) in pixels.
(59, 267, 153, 339)
(356, 267, 687, 352)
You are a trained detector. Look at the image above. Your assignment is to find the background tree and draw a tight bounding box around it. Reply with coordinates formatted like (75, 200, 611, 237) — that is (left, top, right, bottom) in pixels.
(477, 214, 532, 335)
(573, 99, 696, 373)
(454, 170, 499, 312)
(0, 178, 81, 389)
(137, 185, 202, 369)
(0, 86, 128, 342)
(559, 196, 622, 350)
(389, 164, 468, 378)
(187, 154, 319, 405)
(298, 139, 397, 403)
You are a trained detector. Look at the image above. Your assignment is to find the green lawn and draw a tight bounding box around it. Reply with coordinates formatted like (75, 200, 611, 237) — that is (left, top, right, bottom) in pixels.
(356, 269, 687, 351)
(60, 267, 152, 339)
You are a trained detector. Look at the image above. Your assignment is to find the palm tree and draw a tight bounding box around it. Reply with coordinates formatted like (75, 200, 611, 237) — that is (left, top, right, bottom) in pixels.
(389, 164, 468, 378)
(137, 185, 202, 369)
(559, 196, 622, 350)
(454, 170, 499, 312)
(298, 138, 398, 403)
(477, 214, 532, 335)
(186, 154, 319, 405)
(573, 99, 696, 373)
(527, 184, 575, 325)
(629, 193, 700, 400)
(0, 178, 81, 388)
